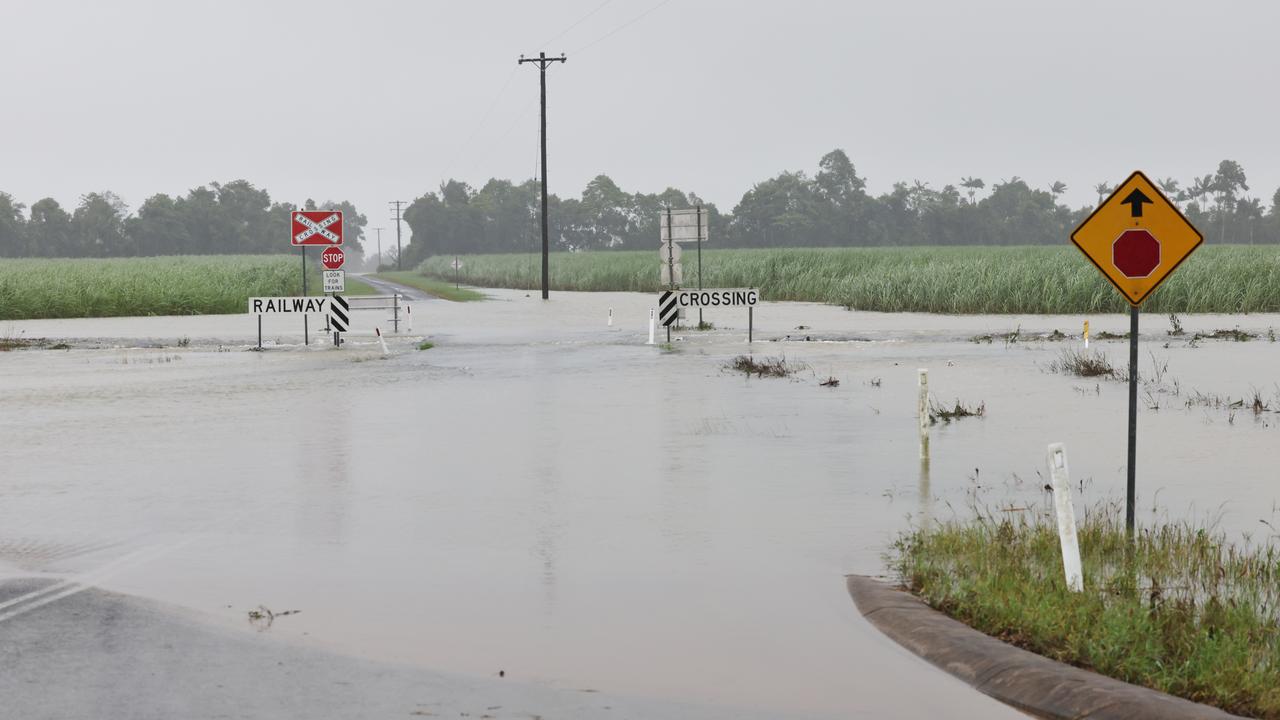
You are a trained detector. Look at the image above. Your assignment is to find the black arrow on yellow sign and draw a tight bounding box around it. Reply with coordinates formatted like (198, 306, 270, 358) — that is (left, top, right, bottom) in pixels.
(1121, 188, 1153, 217)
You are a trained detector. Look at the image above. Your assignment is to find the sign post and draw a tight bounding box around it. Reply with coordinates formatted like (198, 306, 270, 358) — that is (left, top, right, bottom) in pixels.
(291, 210, 344, 348)
(1070, 170, 1202, 535)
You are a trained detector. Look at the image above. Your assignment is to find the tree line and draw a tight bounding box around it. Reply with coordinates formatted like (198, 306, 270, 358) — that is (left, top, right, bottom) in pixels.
(400, 151, 1280, 265)
(0, 181, 367, 260)
(3, 154, 1275, 262)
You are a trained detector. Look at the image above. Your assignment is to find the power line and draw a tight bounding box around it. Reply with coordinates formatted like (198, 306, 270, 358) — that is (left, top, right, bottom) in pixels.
(465, 95, 537, 179)
(540, 0, 615, 48)
(440, 65, 520, 181)
(570, 0, 675, 55)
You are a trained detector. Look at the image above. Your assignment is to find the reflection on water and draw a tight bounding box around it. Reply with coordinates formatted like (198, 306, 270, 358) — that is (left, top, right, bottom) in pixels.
(293, 393, 352, 543)
(918, 456, 932, 532)
(531, 346, 562, 614)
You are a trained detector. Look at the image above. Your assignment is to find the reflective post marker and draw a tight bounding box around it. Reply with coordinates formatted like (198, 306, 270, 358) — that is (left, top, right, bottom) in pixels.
(918, 369, 929, 459)
(647, 308, 655, 345)
(1047, 443, 1084, 592)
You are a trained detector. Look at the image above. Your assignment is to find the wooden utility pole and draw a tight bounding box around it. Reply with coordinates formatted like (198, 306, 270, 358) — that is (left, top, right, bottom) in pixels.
(518, 51, 566, 300)
(389, 202, 406, 270)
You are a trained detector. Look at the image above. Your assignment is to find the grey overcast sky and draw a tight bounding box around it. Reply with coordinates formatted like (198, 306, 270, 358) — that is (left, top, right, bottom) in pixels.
(4, 0, 1279, 238)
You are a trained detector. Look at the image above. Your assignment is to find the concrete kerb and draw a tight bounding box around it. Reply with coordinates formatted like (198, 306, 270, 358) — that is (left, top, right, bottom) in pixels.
(846, 575, 1249, 720)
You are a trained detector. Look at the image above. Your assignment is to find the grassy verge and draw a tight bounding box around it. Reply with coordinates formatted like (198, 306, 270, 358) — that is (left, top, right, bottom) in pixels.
(417, 245, 1280, 314)
(372, 272, 485, 301)
(892, 508, 1280, 718)
(0, 255, 325, 319)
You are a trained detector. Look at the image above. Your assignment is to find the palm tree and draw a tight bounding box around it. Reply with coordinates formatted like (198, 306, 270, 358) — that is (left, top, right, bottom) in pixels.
(1190, 175, 1214, 209)
(1093, 182, 1112, 205)
(1048, 181, 1067, 202)
(1158, 177, 1181, 202)
(1237, 197, 1263, 244)
(959, 176, 985, 204)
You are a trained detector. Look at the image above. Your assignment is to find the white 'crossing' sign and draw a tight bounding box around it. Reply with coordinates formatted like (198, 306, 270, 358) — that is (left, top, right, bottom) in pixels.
(658, 288, 759, 327)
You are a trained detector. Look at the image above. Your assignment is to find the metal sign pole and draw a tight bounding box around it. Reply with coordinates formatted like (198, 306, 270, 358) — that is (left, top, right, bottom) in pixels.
(696, 205, 703, 328)
(748, 306, 753, 343)
(302, 247, 309, 346)
(1126, 306, 1139, 536)
(257, 315, 262, 351)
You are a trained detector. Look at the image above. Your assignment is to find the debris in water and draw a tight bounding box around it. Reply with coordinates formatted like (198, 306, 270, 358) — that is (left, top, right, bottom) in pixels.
(928, 399, 986, 424)
(247, 605, 300, 629)
(727, 355, 803, 378)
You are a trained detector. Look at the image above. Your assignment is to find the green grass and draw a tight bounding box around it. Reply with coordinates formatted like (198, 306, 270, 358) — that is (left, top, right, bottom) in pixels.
(0, 255, 335, 319)
(371, 272, 486, 302)
(0, 256, 375, 320)
(893, 508, 1280, 718)
(417, 341, 434, 350)
(417, 246, 1280, 314)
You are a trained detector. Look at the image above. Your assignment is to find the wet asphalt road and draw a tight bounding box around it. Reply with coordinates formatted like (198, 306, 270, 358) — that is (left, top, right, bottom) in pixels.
(0, 577, 811, 720)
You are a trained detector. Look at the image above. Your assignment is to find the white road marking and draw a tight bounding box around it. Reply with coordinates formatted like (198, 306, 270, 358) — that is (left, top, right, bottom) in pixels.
(0, 542, 184, 625)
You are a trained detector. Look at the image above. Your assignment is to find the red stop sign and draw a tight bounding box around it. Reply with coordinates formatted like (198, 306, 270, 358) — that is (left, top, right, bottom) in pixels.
(321, 246, 345, 270)
(1112, 229, 1159, 278)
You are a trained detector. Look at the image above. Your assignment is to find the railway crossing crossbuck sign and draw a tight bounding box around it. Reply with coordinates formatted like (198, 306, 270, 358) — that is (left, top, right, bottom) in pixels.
(291, 211, 344, 246)
(658, 288, 758, 327)
(1070, 171, 1202, 306)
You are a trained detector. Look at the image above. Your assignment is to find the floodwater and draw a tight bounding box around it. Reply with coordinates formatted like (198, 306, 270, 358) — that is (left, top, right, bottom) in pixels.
(4, 286, 1280, 718)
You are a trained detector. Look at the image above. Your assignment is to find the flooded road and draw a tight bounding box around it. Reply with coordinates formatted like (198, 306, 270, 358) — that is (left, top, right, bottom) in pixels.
(3, 287, 1280, 718)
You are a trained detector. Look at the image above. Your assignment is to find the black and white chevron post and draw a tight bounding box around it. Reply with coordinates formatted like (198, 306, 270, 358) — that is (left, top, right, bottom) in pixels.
(329, 295, 350, 333)
(658, 290, 679, 327)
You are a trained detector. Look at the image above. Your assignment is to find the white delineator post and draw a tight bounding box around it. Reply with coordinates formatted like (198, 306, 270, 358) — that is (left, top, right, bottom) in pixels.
(1047, 442, 1084, 592)
(647, 308, 656, 345)
(406, 304, 413, 332)
(376, 327, 390, 356)
(608, 307, 613, 327)
(917, 369, 929, 459)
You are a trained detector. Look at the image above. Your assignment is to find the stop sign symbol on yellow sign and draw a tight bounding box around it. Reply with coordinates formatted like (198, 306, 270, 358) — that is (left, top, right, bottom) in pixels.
(1070, 170, 1202, 306)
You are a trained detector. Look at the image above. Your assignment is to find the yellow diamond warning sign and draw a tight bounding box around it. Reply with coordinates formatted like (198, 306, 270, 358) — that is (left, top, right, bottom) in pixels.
(1070, 170, 1202, 306)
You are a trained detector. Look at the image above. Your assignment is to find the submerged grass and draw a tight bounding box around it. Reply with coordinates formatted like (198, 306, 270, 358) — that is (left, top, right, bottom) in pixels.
(418, 245, 1280, 314)
(1048, 349, 1121, 379)
(892, 508, 1280, 718)
(927, 398, 986, 423)
(726, 355, 802, 378)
